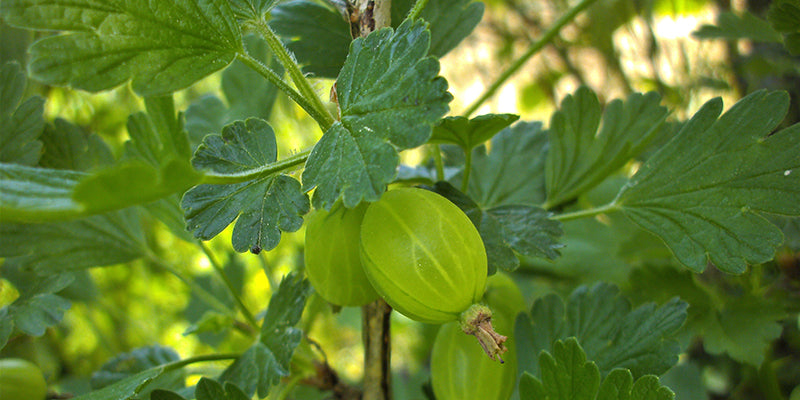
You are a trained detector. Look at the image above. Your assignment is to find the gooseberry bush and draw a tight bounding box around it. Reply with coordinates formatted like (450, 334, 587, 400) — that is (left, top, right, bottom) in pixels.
(1, 0, 799, 399)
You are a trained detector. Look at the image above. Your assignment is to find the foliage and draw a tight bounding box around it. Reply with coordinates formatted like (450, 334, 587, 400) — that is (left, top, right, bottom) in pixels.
(0, 0, 799, 400)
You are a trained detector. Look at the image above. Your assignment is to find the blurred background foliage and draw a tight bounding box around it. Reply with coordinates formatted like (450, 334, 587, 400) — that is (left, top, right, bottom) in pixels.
(1, 0, 799, 399)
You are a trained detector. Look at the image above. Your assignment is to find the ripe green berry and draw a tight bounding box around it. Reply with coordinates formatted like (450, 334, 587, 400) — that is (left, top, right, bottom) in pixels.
(0, 358, 47, 400)
(360, 187, 487, 323)
(304, 201, 379, 306)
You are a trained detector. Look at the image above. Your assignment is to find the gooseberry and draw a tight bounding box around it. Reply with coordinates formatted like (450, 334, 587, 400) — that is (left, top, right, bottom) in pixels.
(304, 201, 379, 306)
(0, 358, 47, 400)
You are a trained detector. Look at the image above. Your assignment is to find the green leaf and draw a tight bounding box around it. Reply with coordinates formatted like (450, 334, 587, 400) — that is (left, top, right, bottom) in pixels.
(392, 0, 485, 58)
(74, 368, 163, 400)
(269, 0, 351, 79)
(182, 118, 309, 253)
(425, 182, 562, 273)
(91, 346, 185, 399)
(228, 0, 278, 20)
(0, 209, 147, 273)
(149, 390, 187, 400)
(0, 163, 84, 222)
(466, 121, 549, 207)
(195, 378, 249, 400)
(615, 90, 800, 273)
(515, 283, 687, 379)
(219, 273, 311, 398)
(0, 262, 73, 347)
(303, 20, 452, 209)
(693, 11, 782, 43)
(0, 62, 44, 165)
(429, 113, 519, 152)
(0, 0, 242, 96)
(39, 118, 114, 171)
(767, 0, 800, 55)
(544, 88, 667, 208)
(184, 255, 245, 346)
(520, 339, 676, 400)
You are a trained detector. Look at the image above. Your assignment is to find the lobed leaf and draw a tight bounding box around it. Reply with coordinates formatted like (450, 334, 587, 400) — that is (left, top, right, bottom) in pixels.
(391, 0, 485, 58)
(545, 87, 667, 208)
(0, 262, 74, 349)
(767, 0, 800, 54)
(303, 19, 452, 209)
(73, 368, 163, 400)
(228, 0, 279, 20)
(39, 118, 114, 171)
(182, 118, 309, 253)
(0, 0, 242, 96)
(429, 113, 519, 152)
(0, 62, 44, 165)
(615, 90, 800, 273)
(219, 273, 311, 398)
(91, 346, 185, 398)
(520, 339, 675, 400)
(425, 182, 562, 273)
(195, 378, 249, 400)
(466, 121, 549, 207)
(515, 283, 687, 379)
(693, 11, 782, 43)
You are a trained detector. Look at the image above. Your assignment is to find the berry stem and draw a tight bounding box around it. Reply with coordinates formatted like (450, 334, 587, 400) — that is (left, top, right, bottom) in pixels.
(460, 304, 508, 362)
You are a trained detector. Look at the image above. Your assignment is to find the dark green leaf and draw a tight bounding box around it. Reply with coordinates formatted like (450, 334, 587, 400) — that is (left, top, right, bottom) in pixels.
(693, 11, 782, 43)
(303, 19, 452, 209)
(0, 0, 242, 96)
(269, 0, 351, 78)
(0, 62, 44, 165)
(392, 0, 485, 58)
(0, 163, 84, 222)
(429, 113, 519, 152)
(91, 346, 185, 400)
(544, 88, 667, 208)
(0, 263, 73, 345)
(149, 390, 186, 400)
(39, 119, 114, 171)
(515, 283, 687, 379)
(425, 182, 562, 273)
(74, 368, 163, 400)
(520, 339, 676, 400)
(219, 273, 311, 398)
(615, 90, 800, 273)
(466, 121, 548, 207)
(195, 378, 224, 400)
(182, 118, 309, 253)
(184, 255, 245, 346)
(767, 0, 800, 54)
(0, 209, 147, 273)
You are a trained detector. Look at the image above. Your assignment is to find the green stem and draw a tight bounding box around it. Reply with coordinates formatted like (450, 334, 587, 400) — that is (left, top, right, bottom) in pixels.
(431, 145, 445, 181)
(163, 352, 241, 372)
(249, 20, 335, 131)
(236, 53, 331, 129)
(198, 242, 259, 330)
(200, 148, 311, 185)
(461, 0, 598, 117)
(460, 149, 472, 192)
(406, 0, 429, 20)
(552, 202, 620, 222)
(275, 374, 305, 400)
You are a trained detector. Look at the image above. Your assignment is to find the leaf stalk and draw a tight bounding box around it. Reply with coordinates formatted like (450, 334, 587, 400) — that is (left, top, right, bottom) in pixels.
(198, 242, 259, 330)
(551, 202, 620, 222)
(461, 0, 599, 117)
(200, 148, 311, 185)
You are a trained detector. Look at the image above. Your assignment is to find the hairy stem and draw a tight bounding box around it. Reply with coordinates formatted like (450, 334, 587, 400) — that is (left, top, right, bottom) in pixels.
(551, 202, 620, 222)
(362, 299, 393, 400)
(249, 20, 335, 131)
(198, 242, 259, 330)
(431, 144, 445, 182)
(406, 0, 429, 20)
(200, 148, 311, 185)
(236, 53, 331, 130)
(462, 0, 598, 117)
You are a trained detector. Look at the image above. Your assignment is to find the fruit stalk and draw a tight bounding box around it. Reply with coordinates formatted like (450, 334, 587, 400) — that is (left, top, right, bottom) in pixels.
(460, 304, 508, 363)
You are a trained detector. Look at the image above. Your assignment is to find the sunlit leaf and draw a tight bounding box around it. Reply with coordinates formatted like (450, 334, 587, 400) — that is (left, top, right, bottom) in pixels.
(545, 88, 667, 208)
(228, 0, 279, 20)
(303, 19, 452, 209)
(0, 0, 242, 96)
(615, 90, 800, 273)
(182, 118, 309, 253)
(515, 283, 687, 379)
(0, 62, 44, 165)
